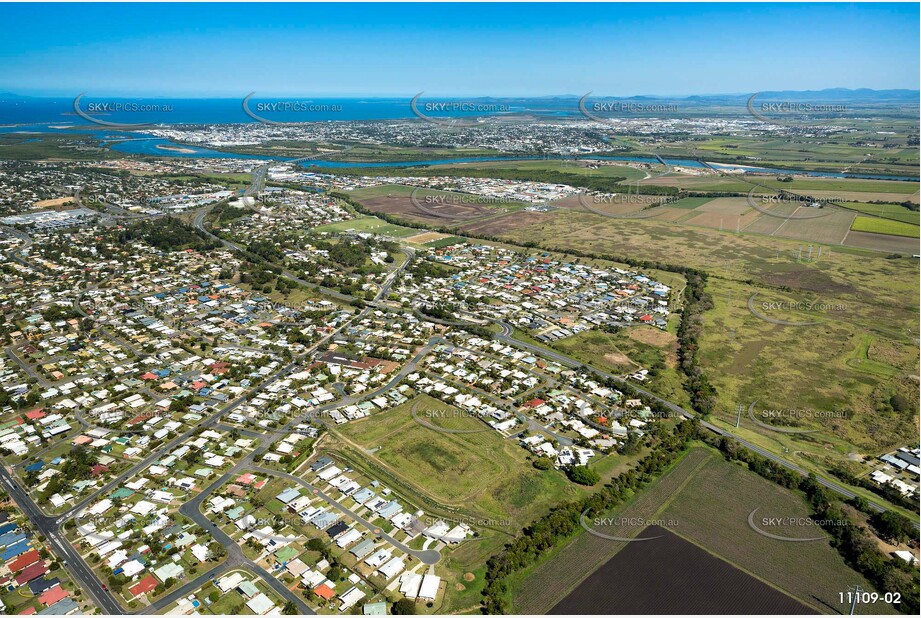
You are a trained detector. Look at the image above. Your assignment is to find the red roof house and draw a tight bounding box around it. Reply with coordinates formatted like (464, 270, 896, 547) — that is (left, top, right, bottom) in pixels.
(24, 409, 45, 421)
(7, 549, 40, 573)
(129, 574, 158, 597)
(14, 562, 48, 585)
(38, 585, 69, 607)
(313, 583, 336, 601)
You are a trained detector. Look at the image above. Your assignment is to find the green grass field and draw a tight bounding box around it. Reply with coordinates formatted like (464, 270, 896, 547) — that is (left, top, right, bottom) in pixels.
(701, 275, 917, 449)
(668, 196, 714, 209)
(312, 215, 419, 237)
(850, 215, 920, 238)
(331, 394, 599, 613)
(840, 202, 920, 224)
(757, 176, 920, 195)
(335, 395, 578, 524)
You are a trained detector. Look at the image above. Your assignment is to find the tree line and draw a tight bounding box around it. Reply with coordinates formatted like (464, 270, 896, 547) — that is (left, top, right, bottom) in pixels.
(481, 419, 699, 613)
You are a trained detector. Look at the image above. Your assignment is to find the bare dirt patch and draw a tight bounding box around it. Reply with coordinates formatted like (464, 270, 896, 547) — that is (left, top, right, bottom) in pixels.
(405, 231, 450, 244)
(32, 197, 76, 210)
(458, 211, 549, 235)
(762, 269, 857, 295)
(603, 351, 633, 367)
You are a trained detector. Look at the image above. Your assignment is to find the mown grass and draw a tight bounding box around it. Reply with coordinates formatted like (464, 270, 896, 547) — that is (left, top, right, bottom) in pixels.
(312, 215, 419, 237)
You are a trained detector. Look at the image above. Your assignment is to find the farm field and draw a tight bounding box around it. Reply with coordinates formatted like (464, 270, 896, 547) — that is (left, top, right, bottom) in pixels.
(658, 454, 898, 615)
(510, 447, 712, 614)
(347, 171, 917, 252)
(754, 176, 920, 197)
(549, 527, 813, 615)
(839, 202, 920, 224)
(842, 230, 920, 254)
(350, 166, 920, 506)
(772, 208, 856, 244)
(524, 447, 893, 616)
(656, 132, 919, 178)
(667, 196, 714, 209)
(347, 184, 526, 226)
(850, 215, 920, 238)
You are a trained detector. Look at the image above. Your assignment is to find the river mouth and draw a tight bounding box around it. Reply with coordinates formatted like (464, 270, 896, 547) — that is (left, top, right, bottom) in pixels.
(2, 123, 915, 180)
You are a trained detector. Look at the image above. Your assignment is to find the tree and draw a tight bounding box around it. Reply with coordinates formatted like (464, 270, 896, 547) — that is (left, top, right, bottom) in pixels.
(532, 457, 553, 470)
(567, 465, 600, 486)
(392, 599, 417, 615)
(282, 601, 298, 614)
(889, 394, 910, 412)
(306, 538, 326, 552)
(208, 541, 226, 559)
(871, 511, 915, 544)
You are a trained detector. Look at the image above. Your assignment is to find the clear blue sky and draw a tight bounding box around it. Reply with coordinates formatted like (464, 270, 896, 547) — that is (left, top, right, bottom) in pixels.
(1, 2, 917, 97)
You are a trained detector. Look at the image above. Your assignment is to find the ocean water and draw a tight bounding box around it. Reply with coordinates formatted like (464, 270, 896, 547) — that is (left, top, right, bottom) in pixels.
(0, 96, 561, 125)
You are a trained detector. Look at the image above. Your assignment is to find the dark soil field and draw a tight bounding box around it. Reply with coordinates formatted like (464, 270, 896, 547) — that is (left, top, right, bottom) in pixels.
(549, 526, 814, 615)
(843, 230, 920, 254)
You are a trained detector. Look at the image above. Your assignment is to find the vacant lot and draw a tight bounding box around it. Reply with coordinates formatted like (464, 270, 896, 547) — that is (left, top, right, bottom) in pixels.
(547, 328, 687, 407)
(312, 215, 419, 237)
(404, 230, 451, 244)
(335, 395, 576, 526)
